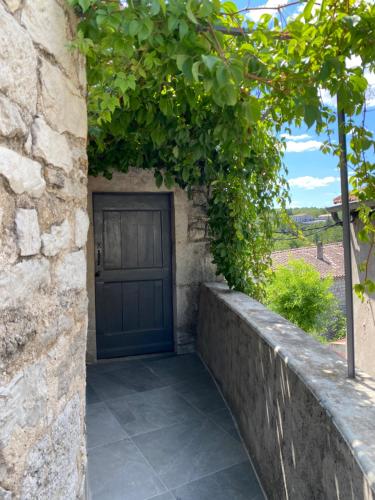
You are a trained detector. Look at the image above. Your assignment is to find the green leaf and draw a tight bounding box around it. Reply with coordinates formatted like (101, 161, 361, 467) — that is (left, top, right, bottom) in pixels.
(201, 55, 220, 72)
(138, 19, 153, 42)
(223, 85, 237, 106)
(176, 55, 190, 71)
(164, 171, 174, 188)
(216, 65, 230, 87)
(186, 0, 198, 24)
(154, 170, 163, 188)
(159, 0, 166, 15)
(182, 165, 190, 182)
(78, 0, 92, 12)
(222, 1, 238, 13)
(192, 61, 200, 82)
(179, 20, 189, 39)
(354, 283, 365, 301)
(242, 98, 261, 123)
(304, 105, 320, 128)
(150, 0, 160, 16)
(129, 20, 139, 37)
(303, 0, 316, 21)
(364, 279, 375, 294)
(167, 16, 179, 31)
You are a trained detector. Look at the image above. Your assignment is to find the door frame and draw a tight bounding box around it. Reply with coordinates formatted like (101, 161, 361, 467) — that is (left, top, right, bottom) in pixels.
(91, 191, 177, 360)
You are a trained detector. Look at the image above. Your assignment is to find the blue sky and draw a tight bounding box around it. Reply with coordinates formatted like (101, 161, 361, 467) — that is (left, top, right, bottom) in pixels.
(234, 0, 375, 208)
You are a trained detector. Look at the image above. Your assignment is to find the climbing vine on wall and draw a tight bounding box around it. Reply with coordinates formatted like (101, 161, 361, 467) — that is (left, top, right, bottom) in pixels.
(68, 0, 375, 299)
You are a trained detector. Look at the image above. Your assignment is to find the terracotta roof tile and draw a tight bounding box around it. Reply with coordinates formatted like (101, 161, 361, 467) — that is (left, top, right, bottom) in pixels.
(271, 242, 345, 279)
(333, 194, 358, 204)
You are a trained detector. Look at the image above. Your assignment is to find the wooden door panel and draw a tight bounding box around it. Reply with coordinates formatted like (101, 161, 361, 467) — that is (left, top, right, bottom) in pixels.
(93, 193, 173, 359)
(122, 281, 139, 332)
(102, 282, 123, 333)
(103, 211, 122, 270)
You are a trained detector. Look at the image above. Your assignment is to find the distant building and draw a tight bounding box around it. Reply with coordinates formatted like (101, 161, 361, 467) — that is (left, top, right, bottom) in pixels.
(271, 242, 345, 312)
(292, 213, 315, 224)
(318, 214, 332, 222)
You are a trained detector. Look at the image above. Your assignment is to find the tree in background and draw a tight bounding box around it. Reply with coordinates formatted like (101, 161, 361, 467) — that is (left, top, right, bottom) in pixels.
(266, 259, 346, 342)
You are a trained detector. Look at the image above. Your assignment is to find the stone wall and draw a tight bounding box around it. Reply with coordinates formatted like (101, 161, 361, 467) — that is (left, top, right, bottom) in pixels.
(87, 170, 219, 361)
(0, 1, 88, 497)
(198, 283, 375, 500)
(351, 218, 375, 377)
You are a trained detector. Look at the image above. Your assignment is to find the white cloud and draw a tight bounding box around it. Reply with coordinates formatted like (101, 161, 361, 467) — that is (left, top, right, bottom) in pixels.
(320, 88, 336, 107)
(280, 133, 311, 141)
(365, 69, 375, 107)
(246, 0, 282, 22)
(285, 139, 323, 152)
(289, 176, 340, 189)
(287, 1, 321, 21)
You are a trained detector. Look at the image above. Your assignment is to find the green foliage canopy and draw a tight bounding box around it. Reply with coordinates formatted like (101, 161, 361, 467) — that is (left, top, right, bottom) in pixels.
(68, 0, 375, 299)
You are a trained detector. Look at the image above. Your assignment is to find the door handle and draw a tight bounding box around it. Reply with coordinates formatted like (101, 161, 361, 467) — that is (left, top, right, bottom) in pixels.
(96, 243, 101, 267)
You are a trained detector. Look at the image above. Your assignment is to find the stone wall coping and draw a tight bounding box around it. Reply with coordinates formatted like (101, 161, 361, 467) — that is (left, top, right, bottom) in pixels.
(203, 282, 375, 491)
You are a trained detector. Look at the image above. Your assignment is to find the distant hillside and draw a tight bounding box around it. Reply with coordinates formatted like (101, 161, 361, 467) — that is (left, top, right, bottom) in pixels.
(286, 207, 331, 217)
(273, 208, 343, 251)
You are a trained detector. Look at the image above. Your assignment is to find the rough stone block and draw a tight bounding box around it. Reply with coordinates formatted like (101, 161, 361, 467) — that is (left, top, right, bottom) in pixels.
(21, 0, 83, 87)
(0, 147, 46, 198)
(0, 96, 27, 138)
(0, 5, 37, 114)
(0, 486, 12, 499)
(39, 58, 87, 139)
(3, 0, 22, 12)
(0, 259, 50, 309)
(15, 208, 41, 256)
(41, 219, 71, 257)
(191, 188, 208, 207)
(45, 167, 65, 189)
(21, 395, 82, 499)
(31, 118, 73, 173)
(55, 250, 86, 291)
(74, 208, 89, 248)
(0, 362, 48, 447)
(188, 217, 207, 242)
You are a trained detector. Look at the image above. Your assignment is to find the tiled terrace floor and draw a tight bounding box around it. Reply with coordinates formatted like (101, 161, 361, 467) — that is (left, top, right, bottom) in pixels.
(86, 353, 264, 500)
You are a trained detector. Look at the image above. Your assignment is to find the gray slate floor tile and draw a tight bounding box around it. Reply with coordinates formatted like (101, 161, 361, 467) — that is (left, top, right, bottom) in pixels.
(87, 354, 264, 499)
(88, 439, 166, 500)
(172, 462, 264, 500)
(87, 358, 148, 377)
(86, 383, 101, 405)
(106, 386, 201, 437)
(88, 371, 136, 401)
(146, 493, 175, 500)
(172, 374, 226, 414)
(143, 354, 208, 384)
(109, 363, 167, 393)
(87, 402, 128, 450)
(133, 417, 247, 489)
(207, 407, 241, 441)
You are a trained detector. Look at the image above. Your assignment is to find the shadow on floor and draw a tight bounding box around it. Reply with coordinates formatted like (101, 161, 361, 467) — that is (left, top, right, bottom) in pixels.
(86, 353, 264, 500)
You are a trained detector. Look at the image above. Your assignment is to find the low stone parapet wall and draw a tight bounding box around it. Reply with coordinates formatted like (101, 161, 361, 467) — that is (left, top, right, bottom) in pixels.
(198, 283, 375, 500)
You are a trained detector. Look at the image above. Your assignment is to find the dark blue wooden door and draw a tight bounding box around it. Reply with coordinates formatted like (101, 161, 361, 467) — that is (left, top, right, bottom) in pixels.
(93, 193, 174, 358)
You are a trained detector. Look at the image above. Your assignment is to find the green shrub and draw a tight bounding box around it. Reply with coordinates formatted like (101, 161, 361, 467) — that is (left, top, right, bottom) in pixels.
(266, 259, 337, 338)
(316, 304, 347, 341)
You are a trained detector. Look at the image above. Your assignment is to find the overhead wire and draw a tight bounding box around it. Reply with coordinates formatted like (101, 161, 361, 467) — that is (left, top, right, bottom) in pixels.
(273, 222, 342, 240)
